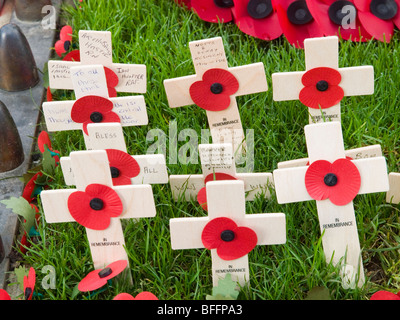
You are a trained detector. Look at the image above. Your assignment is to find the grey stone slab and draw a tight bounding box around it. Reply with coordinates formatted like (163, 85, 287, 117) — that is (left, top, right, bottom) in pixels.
(0, 0, 61, 290)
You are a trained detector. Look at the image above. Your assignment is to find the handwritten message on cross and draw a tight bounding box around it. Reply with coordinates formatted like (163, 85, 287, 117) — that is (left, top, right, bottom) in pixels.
(170, 180, 286, 286)
(272, 36, 374, 124)
(40, 150, 157, 269)
(273, 122, 388, 288)
(163, 36, 268, 155)
(48, 30, 146, 94)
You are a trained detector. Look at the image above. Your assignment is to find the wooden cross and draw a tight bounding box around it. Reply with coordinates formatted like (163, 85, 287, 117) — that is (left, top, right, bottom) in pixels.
(169, 143, 273, 202)
(163, 36, 268, 155)
(40, 150, 156, 269)
(386, 173, 400, 204)
(272, 36, 374, 124)
(60, 123, 168, 186)
(48, 30, 146, 94)
(273, 122, 389, 288)
(42, 64, 148, 149)
(170, 179, 286, 286)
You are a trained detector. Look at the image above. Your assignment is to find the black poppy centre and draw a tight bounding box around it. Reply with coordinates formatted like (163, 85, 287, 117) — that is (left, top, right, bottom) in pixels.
(64, 40, 71, 51)
(98, 267, 113, 278)
(324, 173, 338, 187)
(210, 82, 224, 94)
(90, 197, 104, 210)
(110, 166, 120, 178)
(214, 0, 234, 8)
(316, 80, 329, 92)
(287, 0, 313, 25)
(220, 229, 235, 242)
(90, 111, 103, 123)
(328, 0, 357, 26)
(370, 0, 398, 20)
(247, 0, 273, 19)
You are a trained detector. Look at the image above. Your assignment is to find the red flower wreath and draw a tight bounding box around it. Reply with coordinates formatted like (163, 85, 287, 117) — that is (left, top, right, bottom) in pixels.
(192, 0, 234, 22)
(201, 217, 258, 260)
(306, 0, 371, 42)
(105, 149, 140, 186)
(189, 68, 239, 111)
(305, 158, 361, 206)
(275, 0, 324, 48)
(55, 25, 73, 57)
(67, 183, 123, 230)
(299, 67, 344, 109)
(78, 260, 128, 292)
(23, 267, 36, 300)
(70, 95, 120, 135)
(232, 0, 283, 40)
(353, 0, 400, 42)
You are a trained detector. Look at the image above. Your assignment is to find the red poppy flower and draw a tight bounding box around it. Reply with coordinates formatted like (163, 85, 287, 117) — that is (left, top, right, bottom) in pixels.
(353, 0, 400, 42)
(113, 291, 159, 300)
(22, 172, 43, 203)
(23, 267, 35, 300)
(232, 0, 283, 40)
(55, 25, 73, 57)
(299, 67, 344, 109)
(46, 87, 53, 101)
(189, 68, 239, 111)
(274, 0, 324, 48)
(105, 149, 140, 186)
(201, 217, 258, 260)
(197, 173, 237, 210)
(62, 49, 80, 62)
(78, 260, 128, 292)
(370, 290, 400, 300)
(305, 158, 361, 206)
(70, 95, 120, 135)
(192, 0, 234, 23)
(67, 183, 123, 230)
(103, 66, 119, 98)
(306, 0, 371, 42)
(0, 289, 11, 300)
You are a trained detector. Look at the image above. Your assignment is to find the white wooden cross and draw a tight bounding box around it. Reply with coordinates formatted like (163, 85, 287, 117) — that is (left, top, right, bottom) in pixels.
(42, 64, 148, 149)
(40, 150, 156, 269)
(386, 173, 400, 204)
(48, 30, 146, 94)
(272, 36, 374, 124)
(163, 37, 268, 155)
(169, 143, 273, 202)
(273, 122, 389, 288)
(170, 180, 286, 286)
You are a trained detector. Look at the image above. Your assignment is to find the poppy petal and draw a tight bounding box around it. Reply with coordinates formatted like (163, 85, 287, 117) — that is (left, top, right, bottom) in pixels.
(105, 149, 140, 186)
(192, 0, 234, 23)
(60, 25, 73, 41)
(23, 267, 35, 300)
(63, 49, 81, 62)
(202, 217, 238, 249)
(357, 11, 394, 42)
(216, 226, 258, 260)
(370, 290, 400, 300)
(113, 293, 135, 300)
(299, 85, 344, 109)
(71, 96, 114, 122)
(55, 40, 66, 57)
(134, 291, 159, 300)
(301, 67, 342, 87)
(305, 160, 332, 201)
(202, 68, 239, 95)
(0, 289, 11, 300)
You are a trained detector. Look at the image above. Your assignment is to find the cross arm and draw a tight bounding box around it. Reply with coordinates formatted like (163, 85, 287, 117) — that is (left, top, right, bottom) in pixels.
(170, 216, 209, 249)
(244, 213, 286, 245)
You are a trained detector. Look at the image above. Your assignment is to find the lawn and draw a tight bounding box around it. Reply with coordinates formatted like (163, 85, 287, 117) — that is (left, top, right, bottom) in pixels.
(13, 0, 400, 300)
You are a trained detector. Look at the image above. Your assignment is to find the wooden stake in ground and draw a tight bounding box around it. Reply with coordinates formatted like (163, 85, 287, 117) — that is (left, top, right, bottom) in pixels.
(170, 180, 286, 287)
(169, 143, 273, 202)
(40, 150, 156, 269)
(48, 30, 146, 94)
(273, 122, 389, 288)
(163, 37, 268, 155)
(272, 36, 374, 124)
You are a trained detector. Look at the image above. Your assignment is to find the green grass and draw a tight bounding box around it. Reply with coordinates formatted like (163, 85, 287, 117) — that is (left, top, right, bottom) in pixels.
(14, 0, 400, 300)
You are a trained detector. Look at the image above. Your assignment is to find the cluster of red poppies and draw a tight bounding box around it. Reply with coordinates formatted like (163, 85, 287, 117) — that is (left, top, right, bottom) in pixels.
(174, 0, 400, 48)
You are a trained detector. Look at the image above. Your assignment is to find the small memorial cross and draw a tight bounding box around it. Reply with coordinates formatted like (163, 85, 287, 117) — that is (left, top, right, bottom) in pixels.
(40, 150, 157, 269)
(169, 143, 273, 203)
(273, 121, 389, 288)
(163, 37, 268, 155)
(386, 172, 400, 204)
(48, 30, 146, 94)
(170, 179, 286, 286)
(272, 36, 374, 124)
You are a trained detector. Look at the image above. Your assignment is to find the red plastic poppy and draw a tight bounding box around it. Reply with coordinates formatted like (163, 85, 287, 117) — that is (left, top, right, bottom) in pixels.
(232, 0, 283, 40)
(0, 289, 11, 300)
(23, 267, 35, 300)
(105, 149, 140, 186)
(299, 67, 344, 109)
(78, 260, 128, 292)
(67, 183, 123, 230)
(62, 49, 80, 62)
(46, 86, 53, 101)
(197, 173, 237, 210)
(113, 291, 159, 300)
(189, 68, 239, 111)
(201, 217, 258, 260)
(55, 25, 73, 57)
(305, 158, 361, 206)
(70, 95, 120, 135)
(192, 0, 234, 23)
(306, 0, 371, 42)
(275, 0, 324, 48)
(353, 0, 400, 42)
(370, 290, 400, 300)
(104, 66, 119, 98)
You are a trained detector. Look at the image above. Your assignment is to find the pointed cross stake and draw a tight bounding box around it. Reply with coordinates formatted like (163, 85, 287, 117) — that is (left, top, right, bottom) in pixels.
(273, 122, 389, 288)
(163, 37, 268, 155)
(272, 36, 374, 124)
(170, 180, 286, 286)
(169, 143, 273, 202)
(48, 30, 146, 94)
(43, 65, 148, 149)
(40, 150, 156, 269)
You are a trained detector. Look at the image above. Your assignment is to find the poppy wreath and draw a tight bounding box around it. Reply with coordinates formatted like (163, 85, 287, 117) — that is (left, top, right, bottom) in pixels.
(305, 158, 361, 206)
(173, 0, 400, 47)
